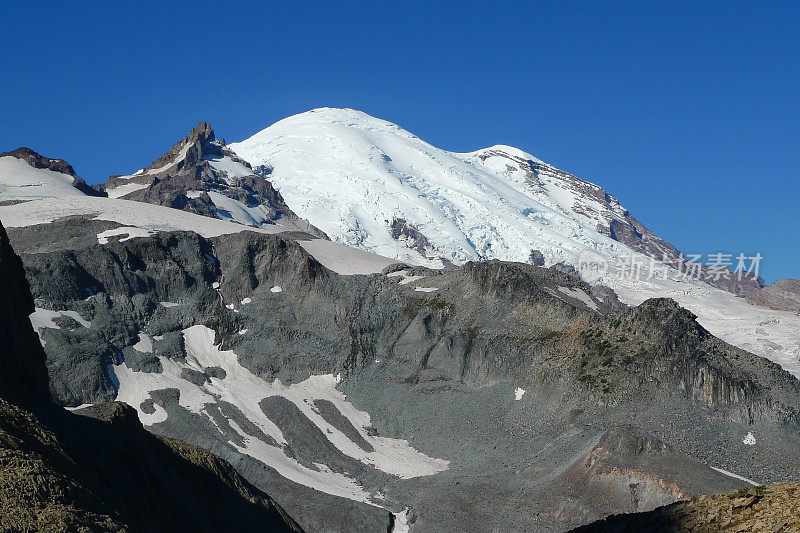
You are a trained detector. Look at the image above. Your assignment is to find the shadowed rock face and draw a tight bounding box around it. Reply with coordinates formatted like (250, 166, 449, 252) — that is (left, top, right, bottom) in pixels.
(8, 217, 800, 532)
(572, 482, 800, 532)
(0, 222, 51, 410)
(0, 221, 303, 533)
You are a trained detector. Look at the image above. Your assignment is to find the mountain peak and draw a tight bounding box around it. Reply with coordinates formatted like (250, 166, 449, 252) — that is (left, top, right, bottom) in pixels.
(187, 121, 216, 144)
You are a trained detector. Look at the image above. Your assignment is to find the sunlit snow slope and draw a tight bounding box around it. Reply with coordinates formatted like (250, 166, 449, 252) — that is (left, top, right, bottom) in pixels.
(231, 108, 800, 377)
(231, 108, 653, 268)
(0, 155, 87, 201)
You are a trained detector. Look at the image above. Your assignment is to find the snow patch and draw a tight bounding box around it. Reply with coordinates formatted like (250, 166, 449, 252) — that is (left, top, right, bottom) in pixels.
(557, 286, 599, 311)
(132, 333, 153, 353)
(97, 226, 153, 245)
(743, 432, 757, 446)
(514, 388, 526, 401)
(0, 156, 85, 201)
(392, 508, 411, 533)
(270, 286, 282, 293)
(710, 466, 759, 486)
(105, 182, 149, 199)
(112, 325, 449, 505)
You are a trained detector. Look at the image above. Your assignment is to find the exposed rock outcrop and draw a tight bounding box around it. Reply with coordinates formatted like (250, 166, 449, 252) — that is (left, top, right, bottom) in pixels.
(0, 147, 107, 197)
(747, 278, 800, 312)
(572, 483, 800, 532)
(0, 221, 303, 532)
(102, 123, 326, 237)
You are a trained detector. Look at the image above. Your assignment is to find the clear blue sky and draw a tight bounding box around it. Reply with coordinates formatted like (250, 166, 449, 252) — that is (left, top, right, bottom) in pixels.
(1, 1, 797, 281)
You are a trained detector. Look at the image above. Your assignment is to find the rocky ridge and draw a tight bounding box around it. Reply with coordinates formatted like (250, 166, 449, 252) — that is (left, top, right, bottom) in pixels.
(7, 215, 800, 532)
(0, 220, 302, 532)
(573, 483, 800, 532)
(748, 278, 800, 313)
(103, 122, 325, 237)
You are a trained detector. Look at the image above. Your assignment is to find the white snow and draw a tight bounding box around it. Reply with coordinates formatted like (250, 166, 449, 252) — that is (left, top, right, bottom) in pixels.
(29, 308, 91, 344)
(230, 108, 800, 377)
(64, 403, 94, 411)
(0, 195, 400, 276)
(97, 226, 153, 244)
(241, 297, 252, 304)
(145, 141, 193, 175)
(387, 270, 425, 285)
(299, 238, 399, 275)
(160, 301, 181, 308)
(111, 325, 448, 505)
(414, 287, 439, 293)
(710, 466, 759, 486)
(514, 388, 526, 401)
(743, 432, 757, 446)
(132, 333, 153, 353)
(229, 108, 631, 270)
(205, 155, 253, 183)
(270, 286, 282, 293)
(557, 286, 599, 311)
(105, 182, 149, 199)
(206, 190, 276, 227)
(392, 509, 411, 533)
(0, 156, 85, 201)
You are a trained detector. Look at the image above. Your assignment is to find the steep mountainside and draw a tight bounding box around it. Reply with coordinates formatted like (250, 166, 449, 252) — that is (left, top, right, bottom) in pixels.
(748, 278, 800, 312)
(102, 122, 325, 236)
(573, 483, 800, 532)
(0, 220, 302, 532)
(0, 148, 106, 201)
(6, 210, 800, 532)
(230, 108, 762, 295)
(229, 108, 797, 381)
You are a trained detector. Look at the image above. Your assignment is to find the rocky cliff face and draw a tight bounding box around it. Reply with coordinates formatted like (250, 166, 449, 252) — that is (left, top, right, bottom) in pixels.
(8, 216, 800, 532)
(0, 221, 303, 532)
(0, 222, 51, 410)
(102, 123, 325, 237)
(747, 278, 800, 312)
(573, 483, 800, 532)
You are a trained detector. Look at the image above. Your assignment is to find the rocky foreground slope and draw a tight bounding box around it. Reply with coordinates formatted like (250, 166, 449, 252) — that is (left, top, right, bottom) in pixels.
(574, 483, 800, 532)
(0, 221, 302, 532)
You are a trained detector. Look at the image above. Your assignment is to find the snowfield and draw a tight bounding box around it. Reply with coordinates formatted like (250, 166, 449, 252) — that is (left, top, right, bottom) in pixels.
(230, 108, 800, 378)
(0, 156, 85, 200)
(0, 195, 397, 276)
(230, 108, 640, 269)
(112, 325, 449, 504)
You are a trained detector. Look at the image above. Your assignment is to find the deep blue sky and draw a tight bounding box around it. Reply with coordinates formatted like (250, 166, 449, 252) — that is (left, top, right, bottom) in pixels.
(1, 1, 797, 281)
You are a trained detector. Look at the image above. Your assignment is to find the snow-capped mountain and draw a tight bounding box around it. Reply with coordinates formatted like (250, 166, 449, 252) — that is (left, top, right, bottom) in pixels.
(230, 108, 798, 377)
(231, 108, 762, 295)
(3, 116, 800, 532)
(103, 122, 325, 237)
